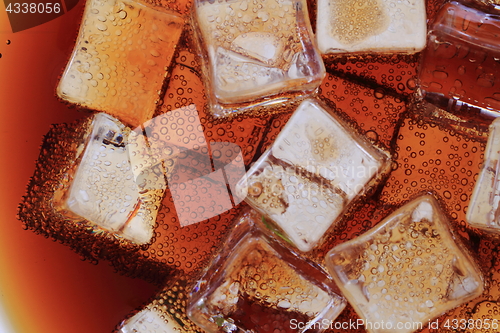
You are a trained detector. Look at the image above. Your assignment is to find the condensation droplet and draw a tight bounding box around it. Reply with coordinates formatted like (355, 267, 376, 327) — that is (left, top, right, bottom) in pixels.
(96, 23, 108, 31)
(432, 70, 448, 80)
(374, 88, 385, 99)
(477, 73, 495, 88)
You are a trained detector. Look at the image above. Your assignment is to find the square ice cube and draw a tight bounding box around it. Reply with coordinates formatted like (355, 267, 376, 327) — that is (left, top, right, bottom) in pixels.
(316, 0, 426, 54)
(187, 209, 346, 333)
(236, 99, 391, 251)
(325, 195, 484, 333)
(55, 113, 166, 244)
(57, 0, 184, 127)
(467, 117, 500, 234)
(192, 0, 325, 116)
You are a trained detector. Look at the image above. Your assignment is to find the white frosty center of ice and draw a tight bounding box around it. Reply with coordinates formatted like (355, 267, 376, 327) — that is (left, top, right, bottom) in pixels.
(232, 32, 282, 64)
(411, 201, 434, 222)
(272, 101, 381, 200)
(119, 309, 183, 333)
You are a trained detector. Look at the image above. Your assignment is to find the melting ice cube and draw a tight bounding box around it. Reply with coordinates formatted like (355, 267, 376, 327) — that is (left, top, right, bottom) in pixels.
(187, 209, 346, 333)
(57, 0, 184, 127)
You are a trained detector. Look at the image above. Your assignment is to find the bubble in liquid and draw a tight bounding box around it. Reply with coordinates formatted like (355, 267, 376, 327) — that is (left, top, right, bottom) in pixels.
(6, 40, 10, 45)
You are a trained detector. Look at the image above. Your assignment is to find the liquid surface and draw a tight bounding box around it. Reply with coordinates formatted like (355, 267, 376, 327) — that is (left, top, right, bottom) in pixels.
(11, 0, 500, 332)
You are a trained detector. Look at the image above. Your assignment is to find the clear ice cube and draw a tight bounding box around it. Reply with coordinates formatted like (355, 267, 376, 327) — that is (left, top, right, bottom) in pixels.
(325, 195, 484, 333)
(467, 117, 500, 234)
(57, 0, 184, 127)
(55, 113, 166, 244)
(187, 209, 346, 333)
(192, 0, 325, 114)
(236, 99, 391, 251)
(316, 0, 426, 54)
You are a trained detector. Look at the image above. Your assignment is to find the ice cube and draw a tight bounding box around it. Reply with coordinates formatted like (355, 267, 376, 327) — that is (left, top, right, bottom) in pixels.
(57, 0, 184, 127)
(187, 209, 346, 333)
(236, 99, 391, 251)
(316, 0, 426, 54)
(467, 117, 500, 234)
(325, 195, 484, 333)
(56, 113, 166, 244)
(193, 0, 325, 113)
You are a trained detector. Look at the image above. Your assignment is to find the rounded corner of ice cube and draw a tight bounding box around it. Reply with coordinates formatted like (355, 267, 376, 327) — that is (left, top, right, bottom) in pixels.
(412, 33, 428, 54)
(55, 80, 68, 101)
(416, 193, 439, 206)
(122, 221, 154, 245)
(323, 247, 337, 269)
